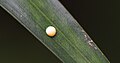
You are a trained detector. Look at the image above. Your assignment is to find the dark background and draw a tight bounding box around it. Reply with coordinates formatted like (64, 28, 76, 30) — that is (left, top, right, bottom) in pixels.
(0, 0, 120, 63)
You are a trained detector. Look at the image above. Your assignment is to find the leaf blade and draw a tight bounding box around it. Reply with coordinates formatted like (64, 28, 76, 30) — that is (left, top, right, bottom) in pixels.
(0, 0, 110, 63)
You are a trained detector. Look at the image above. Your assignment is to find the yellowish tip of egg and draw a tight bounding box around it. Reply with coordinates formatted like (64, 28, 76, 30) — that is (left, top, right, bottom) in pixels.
(46, 26, 56, 37)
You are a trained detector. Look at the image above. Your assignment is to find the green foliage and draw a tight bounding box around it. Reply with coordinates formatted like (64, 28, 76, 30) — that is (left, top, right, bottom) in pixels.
(0, 0, 109, 63)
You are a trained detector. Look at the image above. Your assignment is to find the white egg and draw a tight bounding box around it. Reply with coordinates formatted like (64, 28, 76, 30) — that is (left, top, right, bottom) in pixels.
(46, 26, 56, 37)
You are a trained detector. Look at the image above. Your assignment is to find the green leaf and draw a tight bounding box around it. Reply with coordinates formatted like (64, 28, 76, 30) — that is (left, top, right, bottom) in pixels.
(0, 0, 110, 63)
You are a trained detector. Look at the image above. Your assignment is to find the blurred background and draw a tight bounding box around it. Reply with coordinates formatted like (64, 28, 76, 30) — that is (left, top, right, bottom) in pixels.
(0, 0, 120, 63)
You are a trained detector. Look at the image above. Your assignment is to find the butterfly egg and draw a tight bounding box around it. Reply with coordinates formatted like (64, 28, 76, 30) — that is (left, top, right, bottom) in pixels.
(46, 26, 56, 37)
